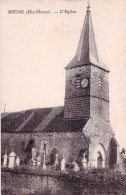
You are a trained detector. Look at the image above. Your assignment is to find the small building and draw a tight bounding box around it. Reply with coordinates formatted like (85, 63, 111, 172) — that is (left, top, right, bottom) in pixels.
(1, 5, 121, 170)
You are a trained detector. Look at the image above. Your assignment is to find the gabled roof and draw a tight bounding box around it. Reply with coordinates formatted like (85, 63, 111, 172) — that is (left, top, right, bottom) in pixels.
(65, 6, 109, 72)
(1, 107, 88, 133)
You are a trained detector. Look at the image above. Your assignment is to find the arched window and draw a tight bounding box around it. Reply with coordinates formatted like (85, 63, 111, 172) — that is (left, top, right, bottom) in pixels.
(43, 142, 47, 154)
(20, 141, 25, 153)
(40, 141, 48, 154)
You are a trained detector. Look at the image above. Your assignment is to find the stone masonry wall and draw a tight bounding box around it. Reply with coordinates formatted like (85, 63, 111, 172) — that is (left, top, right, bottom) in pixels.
(64, 65, 90, 119)
(1, 132, 88, 164)
(90, 65, 109, 121)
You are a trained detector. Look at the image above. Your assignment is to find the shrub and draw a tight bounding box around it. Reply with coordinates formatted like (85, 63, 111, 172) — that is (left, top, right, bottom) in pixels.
(58, 168, 126, 190)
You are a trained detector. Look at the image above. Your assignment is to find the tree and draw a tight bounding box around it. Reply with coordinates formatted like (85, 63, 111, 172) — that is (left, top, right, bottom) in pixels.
(121, 148, 126, 154)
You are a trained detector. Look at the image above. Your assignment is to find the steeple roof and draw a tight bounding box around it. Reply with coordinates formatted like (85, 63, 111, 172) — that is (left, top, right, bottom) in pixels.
(65, 6, 109, 72)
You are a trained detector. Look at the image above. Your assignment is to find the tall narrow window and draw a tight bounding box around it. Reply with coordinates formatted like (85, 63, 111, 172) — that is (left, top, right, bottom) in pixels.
(43, 142, 47, 154)
(40, 141, 47, 154)
(76, 74, 81, 89)
(98, 77, 102, 88)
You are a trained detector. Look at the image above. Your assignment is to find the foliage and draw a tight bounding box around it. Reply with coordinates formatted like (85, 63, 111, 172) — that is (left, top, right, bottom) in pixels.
(121, 148, 126, 154)
(2, 166, 126, 193)
(58, 168, 126, 191)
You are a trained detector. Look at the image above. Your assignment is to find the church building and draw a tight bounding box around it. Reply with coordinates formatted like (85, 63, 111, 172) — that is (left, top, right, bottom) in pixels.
(1, 5, 120, 170)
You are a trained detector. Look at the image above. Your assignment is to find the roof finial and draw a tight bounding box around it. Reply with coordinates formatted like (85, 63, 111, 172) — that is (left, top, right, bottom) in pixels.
(87, 0, 91, 12)
(3, 102, 7, 113)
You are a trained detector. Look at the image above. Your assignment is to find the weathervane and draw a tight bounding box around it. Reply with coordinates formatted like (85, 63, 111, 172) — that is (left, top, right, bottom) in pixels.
(3, 102, 6, 113)
(88, 0, 91, 6)
(87, 0, 91, 11)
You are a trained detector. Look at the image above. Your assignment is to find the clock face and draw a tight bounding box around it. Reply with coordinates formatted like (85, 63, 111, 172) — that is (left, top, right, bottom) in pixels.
(81, 79, 88, 88)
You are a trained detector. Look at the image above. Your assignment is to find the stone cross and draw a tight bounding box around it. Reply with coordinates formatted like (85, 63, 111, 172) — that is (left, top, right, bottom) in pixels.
(42, 151, 46, 170)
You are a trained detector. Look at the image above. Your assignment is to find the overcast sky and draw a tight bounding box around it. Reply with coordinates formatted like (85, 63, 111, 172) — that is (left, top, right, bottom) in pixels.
(1, 0, 126, 149)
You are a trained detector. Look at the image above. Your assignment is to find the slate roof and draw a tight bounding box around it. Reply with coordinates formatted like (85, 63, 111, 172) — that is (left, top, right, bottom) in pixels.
(65, 6, 109, 72)
(1, 106, 88, 133)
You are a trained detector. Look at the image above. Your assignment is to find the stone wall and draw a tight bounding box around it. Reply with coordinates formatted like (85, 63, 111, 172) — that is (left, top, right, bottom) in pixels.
(1, 132, 88, 164)
(64, 64, 109, 121)
(82, 116, 119, 168)
(64, 65, 90, 119)
(90, 65, 109, 121)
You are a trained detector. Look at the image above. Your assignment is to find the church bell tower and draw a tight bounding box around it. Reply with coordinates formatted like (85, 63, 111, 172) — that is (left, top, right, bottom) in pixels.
(64, 5, 109, 122)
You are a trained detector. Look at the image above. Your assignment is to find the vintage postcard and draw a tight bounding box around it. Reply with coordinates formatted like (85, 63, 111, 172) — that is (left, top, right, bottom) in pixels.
(1, 0, 126, 194)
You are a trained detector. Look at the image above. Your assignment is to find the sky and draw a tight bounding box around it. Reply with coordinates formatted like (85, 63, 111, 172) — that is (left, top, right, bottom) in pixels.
(1, 0, 126, 149)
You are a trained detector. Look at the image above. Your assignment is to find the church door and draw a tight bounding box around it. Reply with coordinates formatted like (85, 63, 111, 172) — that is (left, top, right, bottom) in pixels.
(97, 152, 103, 168)
(109, 138, 117, 169)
